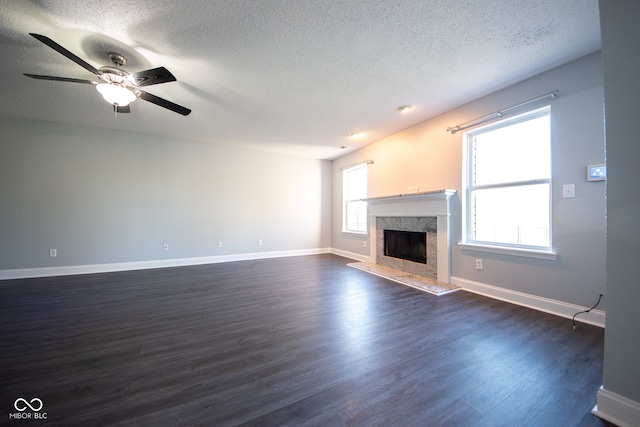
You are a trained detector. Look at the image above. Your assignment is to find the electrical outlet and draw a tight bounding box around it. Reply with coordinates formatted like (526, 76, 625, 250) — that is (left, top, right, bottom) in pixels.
(163, 244, 169, 251)
(258, 239, 263, 246)
(475, 259, 483, 270)
(363, 241, 367, 248)
(218, 241, 223, 248)
(49, 248, 57, 257)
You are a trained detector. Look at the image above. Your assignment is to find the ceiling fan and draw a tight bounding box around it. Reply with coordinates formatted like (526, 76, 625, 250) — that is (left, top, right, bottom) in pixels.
(24, 33, 191, 116)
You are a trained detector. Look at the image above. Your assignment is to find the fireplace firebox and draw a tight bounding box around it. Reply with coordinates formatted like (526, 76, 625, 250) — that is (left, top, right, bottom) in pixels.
(384, 230, 427, 264)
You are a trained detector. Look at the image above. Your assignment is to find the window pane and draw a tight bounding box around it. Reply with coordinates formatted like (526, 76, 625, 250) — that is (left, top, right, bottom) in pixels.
(347, 167, 367, 199)
(473, 114, 550, 186)
(346, 200, 367, 232)
(472, 184, 549, 247)
(343, 165, 368, 233)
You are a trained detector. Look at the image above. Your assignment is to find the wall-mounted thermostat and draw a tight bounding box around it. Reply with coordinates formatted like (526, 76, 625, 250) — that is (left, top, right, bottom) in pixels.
(587, 164, 606, 181)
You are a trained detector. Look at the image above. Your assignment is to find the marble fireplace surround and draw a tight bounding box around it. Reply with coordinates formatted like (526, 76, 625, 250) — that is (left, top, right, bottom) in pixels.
(365, 190, 456, 284)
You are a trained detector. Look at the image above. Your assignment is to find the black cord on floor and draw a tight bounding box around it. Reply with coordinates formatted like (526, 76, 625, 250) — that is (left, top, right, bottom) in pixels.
(572, 294, 603, 330)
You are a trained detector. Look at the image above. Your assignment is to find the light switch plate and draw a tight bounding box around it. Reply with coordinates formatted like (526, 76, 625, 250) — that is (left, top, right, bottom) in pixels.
(563, 184, 575, 198)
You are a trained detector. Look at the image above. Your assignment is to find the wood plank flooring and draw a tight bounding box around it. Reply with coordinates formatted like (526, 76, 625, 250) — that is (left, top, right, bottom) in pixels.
(0, 254, 612, 426)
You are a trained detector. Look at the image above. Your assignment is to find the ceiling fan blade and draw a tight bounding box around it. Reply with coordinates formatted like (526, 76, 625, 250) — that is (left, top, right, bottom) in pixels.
(24, 73, 96, 85)
(127, 67, 176, 87)
(29, 33, 99, 75)
(138, 91, 191, 116)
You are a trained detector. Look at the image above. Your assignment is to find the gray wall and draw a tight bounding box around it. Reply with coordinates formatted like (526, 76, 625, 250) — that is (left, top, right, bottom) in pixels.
(332, 52, 606, 309)
(600, 0, 640, 406)
(0, 117, 331, 271)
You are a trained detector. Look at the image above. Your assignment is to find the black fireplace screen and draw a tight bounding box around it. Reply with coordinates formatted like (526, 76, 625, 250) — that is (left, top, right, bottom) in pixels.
(384, 230, 427, 264)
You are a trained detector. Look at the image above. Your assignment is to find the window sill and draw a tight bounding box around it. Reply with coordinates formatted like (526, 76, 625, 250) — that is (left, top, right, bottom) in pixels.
(458, 242, 557, 260)
(341, 230, 368, 237)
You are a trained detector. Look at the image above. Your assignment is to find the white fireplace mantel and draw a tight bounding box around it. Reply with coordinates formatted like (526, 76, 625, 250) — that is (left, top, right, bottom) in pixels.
(365, 189, 456, 284)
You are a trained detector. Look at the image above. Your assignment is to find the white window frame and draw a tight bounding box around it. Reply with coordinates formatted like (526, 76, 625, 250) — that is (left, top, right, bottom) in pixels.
(459, 106, 557, 260)
(342, 164, 368, 234)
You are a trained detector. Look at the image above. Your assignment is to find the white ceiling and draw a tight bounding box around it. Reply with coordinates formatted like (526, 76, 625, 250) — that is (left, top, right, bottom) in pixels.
(0, 1, 601, 160)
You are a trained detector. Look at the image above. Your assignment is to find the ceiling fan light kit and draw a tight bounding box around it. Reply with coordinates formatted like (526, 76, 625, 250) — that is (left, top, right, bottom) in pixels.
(24, 33, 191, 116)
(96, 83, 136, 106)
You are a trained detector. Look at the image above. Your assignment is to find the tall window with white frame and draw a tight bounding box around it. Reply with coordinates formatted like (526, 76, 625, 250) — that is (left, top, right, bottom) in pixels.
(463, 106, 551, 251)
(343, 164, 368, 233)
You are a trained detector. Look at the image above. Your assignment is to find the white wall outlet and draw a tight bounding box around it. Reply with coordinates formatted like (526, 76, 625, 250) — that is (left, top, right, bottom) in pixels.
(475, 259, 483, 270)
(258, 239, 263, 246)
(163, 244, 169, 251)
(363, 241, 367, 248)
(49, 248, 57, 257)
(562, 184, 575, 198)
(218, 241, 223, 248)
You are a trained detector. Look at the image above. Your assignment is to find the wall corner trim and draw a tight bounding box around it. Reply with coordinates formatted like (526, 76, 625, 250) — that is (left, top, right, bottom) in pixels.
(592, 386, 640, 427)
(450, 276, 605, 328)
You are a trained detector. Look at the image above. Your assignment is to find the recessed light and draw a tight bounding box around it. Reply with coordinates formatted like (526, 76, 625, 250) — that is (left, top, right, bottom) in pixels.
(348, 132, 364, 138)
(397, 105, 412, 113)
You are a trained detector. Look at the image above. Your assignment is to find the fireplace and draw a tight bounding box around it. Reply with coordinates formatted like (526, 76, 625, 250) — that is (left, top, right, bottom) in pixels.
(376, 216, 437, 280)
(365, 190, 456, 283)
(384, 230, 427, 264)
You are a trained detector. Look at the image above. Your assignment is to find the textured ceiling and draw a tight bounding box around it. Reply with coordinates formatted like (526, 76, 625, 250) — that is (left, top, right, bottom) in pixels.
(0, 1, 601, 159)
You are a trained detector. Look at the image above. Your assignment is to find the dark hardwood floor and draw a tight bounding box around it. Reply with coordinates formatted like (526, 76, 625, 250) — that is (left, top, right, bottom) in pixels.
(0, 254, 611, 426)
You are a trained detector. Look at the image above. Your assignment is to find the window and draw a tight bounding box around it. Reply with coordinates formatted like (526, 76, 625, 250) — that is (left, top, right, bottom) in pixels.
(343, 164, 368, 233)
(462, 106, 552, 253)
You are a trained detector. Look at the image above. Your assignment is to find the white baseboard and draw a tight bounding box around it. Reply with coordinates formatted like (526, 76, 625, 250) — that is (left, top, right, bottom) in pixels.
(593, 386, 640, 427)
(450, 276, 605, 328)
(330, 248, 370, 263)
(0, 248, 333, 280)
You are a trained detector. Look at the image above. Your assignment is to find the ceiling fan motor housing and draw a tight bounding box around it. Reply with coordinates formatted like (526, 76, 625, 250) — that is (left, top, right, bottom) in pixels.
(108, 52, 127, 67)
